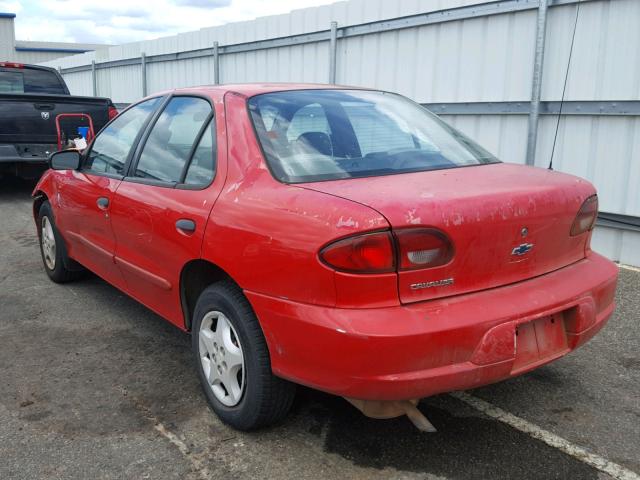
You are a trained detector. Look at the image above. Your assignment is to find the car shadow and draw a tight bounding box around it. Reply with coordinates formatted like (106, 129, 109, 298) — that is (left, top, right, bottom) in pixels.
(0, 175, 39, 199)
(289, 387, 598, 480)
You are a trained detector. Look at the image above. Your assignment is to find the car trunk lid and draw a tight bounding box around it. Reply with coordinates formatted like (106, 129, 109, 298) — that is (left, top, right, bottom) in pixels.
(300, 163, 595, 304)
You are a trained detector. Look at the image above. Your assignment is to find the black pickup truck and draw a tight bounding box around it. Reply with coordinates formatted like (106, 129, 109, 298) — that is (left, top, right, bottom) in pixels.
(0, 62, 117, 178)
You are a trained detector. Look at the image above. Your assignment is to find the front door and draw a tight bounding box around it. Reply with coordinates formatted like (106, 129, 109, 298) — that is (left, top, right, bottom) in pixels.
(110, 95, 224, 327)
(58, 97, 163, 290)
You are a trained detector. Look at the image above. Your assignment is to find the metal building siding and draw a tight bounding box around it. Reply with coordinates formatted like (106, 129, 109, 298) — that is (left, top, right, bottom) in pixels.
(36, 0, 640, 266)
(592, 228, 640, 267)
(0, 18, 15, 60)
(39, 0, 488, 71)
(536, 115, 640, 217)
(11, 50, 82, 64)
(62, 71, 93, 96)
(97, 65, 142, 103)
(542, 0, 640, 101)
(337, 10, 536, 103)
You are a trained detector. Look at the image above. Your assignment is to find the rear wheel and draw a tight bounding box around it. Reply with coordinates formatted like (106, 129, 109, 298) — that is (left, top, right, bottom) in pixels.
(38, 201, 83, 283)
(192, 281, 295, 430)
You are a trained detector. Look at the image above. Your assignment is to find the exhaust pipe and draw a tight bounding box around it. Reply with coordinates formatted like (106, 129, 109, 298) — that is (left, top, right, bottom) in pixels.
(344, 398, 437, 432)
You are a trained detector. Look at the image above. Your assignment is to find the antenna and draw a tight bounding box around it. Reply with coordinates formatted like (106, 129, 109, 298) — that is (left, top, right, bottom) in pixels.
(549, 0, 582, 170)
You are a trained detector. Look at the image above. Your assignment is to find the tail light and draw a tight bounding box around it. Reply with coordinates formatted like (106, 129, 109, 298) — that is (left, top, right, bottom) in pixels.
(108, 106, 119, 120)
(395, 228, 454, 270)
(320, 231, 395, 273)
(320, 228, 453, 274)
(0, 62, 24, 69)
(571, 195, 598, 236)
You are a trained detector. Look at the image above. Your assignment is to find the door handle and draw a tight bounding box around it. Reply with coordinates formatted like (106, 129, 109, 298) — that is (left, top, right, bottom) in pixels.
(176, 219, 196, 234)
(97, 197, 109, 210)
(34, 103, 55, 111)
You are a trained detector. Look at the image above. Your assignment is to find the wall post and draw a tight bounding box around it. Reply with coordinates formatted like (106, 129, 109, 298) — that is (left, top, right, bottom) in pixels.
(91, 60, 97, 96)
(213, 41, 220, 85)
(141, 52, 147, 97)
(329, 21, 338, 84)
(525, 0, 549, 166)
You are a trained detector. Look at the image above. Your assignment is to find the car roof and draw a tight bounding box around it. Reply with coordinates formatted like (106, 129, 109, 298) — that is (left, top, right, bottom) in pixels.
(157, 83, 368, 98)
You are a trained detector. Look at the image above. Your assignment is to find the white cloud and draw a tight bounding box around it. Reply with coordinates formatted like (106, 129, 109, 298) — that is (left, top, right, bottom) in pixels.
(5, 0, 338, 44)
(0, 0, 22, 14)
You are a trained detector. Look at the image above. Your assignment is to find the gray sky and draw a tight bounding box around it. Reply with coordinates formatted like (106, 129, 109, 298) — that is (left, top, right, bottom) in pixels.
(0, 0, 337, 44)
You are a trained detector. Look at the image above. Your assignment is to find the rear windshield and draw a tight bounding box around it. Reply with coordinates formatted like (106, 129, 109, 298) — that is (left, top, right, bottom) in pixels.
(0, 68, 67, 94)
(248, 90, 498, 183)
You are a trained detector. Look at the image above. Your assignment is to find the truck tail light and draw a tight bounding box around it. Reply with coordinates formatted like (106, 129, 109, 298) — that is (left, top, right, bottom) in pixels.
(570, 195, 598, 236)
(108, 106, 119, 120)
(319, 228, 454, 274)
(320, 231, 395, 273)
(0, 62, 24, 69)
(395, 228, 454, 270)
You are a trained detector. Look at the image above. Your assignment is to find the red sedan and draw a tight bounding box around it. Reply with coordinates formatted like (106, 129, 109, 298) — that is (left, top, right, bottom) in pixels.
(33, 84, 618, 431)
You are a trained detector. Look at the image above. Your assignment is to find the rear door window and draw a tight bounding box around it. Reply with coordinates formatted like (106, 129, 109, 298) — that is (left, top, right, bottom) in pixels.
(84, 97, 161, 175)
(133, 97, 212, 184)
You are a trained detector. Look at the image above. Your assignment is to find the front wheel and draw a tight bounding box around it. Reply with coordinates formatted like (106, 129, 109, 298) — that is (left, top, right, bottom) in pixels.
(192, 281, 295, 430)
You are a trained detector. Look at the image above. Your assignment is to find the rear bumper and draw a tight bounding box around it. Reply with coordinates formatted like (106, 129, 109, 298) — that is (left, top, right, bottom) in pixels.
(247, 252, 618, 400)
(0, 144, 54, 164)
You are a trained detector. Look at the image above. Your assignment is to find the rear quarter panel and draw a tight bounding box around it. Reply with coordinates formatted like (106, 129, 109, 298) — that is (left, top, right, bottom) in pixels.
(201, 92, 393, 308)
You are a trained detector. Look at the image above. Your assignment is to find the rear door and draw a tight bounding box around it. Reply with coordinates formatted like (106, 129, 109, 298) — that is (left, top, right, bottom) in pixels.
(57, 97, 162, 289)
(110, 94, 224, 327)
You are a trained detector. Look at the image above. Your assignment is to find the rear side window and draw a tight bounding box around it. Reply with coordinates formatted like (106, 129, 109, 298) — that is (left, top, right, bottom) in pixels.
(134, 97, 212, 184)
(84, 97, 161, 175)
(184, 121, 216, 186)
(0, 68, 66, 94)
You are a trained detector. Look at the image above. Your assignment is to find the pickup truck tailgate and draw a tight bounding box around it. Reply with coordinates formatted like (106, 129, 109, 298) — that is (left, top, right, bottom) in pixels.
(0, 93, 111, 144)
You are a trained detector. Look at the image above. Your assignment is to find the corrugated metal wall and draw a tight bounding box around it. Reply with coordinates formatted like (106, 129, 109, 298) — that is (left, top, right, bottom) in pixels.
(0, 17, 16, 60)
(11, 50, 86, 64)
(38, 0, 640, 266)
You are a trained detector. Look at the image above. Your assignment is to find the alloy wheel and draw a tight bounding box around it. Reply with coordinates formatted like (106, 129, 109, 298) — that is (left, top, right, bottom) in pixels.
(41, 216, 56, 270)
(198, 310, 246, 406)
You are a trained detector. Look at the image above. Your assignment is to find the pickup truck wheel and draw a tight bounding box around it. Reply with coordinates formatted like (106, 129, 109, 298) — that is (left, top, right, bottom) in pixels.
(38, 201, 83, 283)
(192, 281, 295, 430)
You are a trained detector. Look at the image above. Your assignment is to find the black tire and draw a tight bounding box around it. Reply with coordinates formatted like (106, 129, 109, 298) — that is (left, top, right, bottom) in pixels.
(192, 280, 295, 430)
(37, 201, 84, 283)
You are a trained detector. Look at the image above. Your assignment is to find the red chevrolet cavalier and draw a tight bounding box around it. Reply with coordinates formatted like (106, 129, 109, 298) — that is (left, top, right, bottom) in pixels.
(33, 84, 618, 430)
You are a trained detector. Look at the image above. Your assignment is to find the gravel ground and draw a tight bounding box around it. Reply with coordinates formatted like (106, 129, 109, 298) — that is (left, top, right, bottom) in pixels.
(1, 176, 638, 480)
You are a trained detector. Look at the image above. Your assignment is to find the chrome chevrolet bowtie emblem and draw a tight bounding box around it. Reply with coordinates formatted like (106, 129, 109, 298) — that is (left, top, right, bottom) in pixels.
(512, 243, 534, 256)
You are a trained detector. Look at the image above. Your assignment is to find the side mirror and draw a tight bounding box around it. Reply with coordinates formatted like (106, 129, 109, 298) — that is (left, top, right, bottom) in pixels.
(49, 150, 81, 170)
